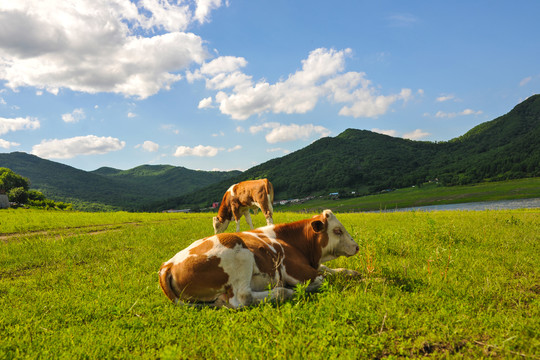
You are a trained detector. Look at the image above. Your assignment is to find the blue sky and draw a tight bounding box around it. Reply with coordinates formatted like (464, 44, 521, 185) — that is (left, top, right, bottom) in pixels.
(0, 0, 538, 172)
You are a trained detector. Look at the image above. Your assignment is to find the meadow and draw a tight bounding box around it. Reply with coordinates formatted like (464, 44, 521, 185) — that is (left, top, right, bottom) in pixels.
(0, 208, 538, 359)
(277, 177, 540, 213)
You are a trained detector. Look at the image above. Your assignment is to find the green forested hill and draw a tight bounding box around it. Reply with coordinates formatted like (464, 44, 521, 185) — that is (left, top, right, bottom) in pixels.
(152, 95, 540, 210)
(1, 95, 539, 211)
(0, 152, 240, 211)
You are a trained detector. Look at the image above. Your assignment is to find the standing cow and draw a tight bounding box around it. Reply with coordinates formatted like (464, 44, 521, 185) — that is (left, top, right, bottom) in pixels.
(213, 179, 274, 234)
(159, 209, 360, 308)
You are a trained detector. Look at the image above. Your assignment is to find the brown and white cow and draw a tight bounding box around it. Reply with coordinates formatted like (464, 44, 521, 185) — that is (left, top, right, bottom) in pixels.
(213, 179, 274, 234)
(159, 210, 359, 308)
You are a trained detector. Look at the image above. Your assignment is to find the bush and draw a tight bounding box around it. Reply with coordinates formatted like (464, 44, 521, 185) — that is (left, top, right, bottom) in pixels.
(8, 187, 29, 204)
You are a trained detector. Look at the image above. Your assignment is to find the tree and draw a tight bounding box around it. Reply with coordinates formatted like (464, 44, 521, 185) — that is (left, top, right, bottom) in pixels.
(0, 168, 29, 194)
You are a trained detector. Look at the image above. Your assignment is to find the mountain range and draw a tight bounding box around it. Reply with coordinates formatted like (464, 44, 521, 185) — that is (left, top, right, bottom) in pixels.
(1, 95, 539, 211)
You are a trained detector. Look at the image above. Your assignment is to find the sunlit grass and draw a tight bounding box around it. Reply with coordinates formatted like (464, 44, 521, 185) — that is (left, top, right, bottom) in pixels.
(1, 209, 538, 358)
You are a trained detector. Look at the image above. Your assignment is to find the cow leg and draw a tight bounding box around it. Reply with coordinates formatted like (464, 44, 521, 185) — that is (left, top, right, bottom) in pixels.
(266, 196, 274, 225)
(318, 264, 360, 277)
(244, 210, 254, 229)
(304, 275, 324, 292)
(250, 287, 295, 304)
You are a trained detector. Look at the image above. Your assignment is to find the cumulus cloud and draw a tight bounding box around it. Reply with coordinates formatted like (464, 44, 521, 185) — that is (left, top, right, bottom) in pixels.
(250, 122, 330, 144)
(0, 116, 40, 135)
(0, 0, 219, 98)
(198, 97, 214, 109)
(403, 129, 430, 140)
(136, 140, 159, 152)
(0, 139, 20, 149)
(31, 135, 126, 159)
(62, 108, 85, 123)
(193, 48, 412, 120)
(174, 144, 221, 157)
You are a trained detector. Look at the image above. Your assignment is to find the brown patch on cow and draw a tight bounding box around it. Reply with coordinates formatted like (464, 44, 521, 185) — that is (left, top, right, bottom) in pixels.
(171, 255, 229, 302)
(218, 233, 248, 249)
(239, 231, 284, 278)
(282, 245, 319, 282)
(189, 239, 214, 256)
(272, 215, 328, 282)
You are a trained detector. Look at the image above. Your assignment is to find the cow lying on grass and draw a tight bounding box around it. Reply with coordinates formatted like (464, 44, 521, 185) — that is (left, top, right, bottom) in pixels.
(213, 179, 274, 234)
(159, 210, 359, 308)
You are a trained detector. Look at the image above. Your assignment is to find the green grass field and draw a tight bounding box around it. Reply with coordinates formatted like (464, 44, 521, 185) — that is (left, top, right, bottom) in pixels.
(1, 209, 539, 359)
(276, 177, 540, 213)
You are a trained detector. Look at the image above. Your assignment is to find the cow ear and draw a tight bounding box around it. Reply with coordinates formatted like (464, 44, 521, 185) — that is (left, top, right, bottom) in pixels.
(311, 220, 325, 233)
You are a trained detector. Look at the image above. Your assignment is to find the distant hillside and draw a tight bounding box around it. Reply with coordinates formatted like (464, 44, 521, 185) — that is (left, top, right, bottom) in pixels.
(0, 152, 240, 211)
(2, 95, 538, 212)
(150, 95, 540, 210)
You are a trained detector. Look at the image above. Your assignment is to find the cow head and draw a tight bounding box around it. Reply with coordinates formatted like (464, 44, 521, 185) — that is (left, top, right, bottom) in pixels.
(213, 216, 230, 234)
(314, 209, 359, 262)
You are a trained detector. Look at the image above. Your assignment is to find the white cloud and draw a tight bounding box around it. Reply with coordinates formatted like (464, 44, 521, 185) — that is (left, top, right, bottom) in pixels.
(372, 128, 398, 137)
(435, 109, 483, 118)
(173, 144, 221, 157)
(0, 116, 40, 135)
(337, 88, 412, 118)
(249, 122, 280, 134)
(194, 0, 224, 24)
(262, 123, 331, 144)
(136, 140, 159, 152)
(436, 94, 455, 102)
(194, 48, 413, 120)
(0, 0, 218, 99)
(227, 145, 242, 152)
(0, 139, 20, 149)
(62, 108, 85, 123)
(31, 135, 125, 159)
(403, 129, 430, 140)
(127, 112, 137, 118)
(519, 76, 532, 87)
(198, 96, 214, 109)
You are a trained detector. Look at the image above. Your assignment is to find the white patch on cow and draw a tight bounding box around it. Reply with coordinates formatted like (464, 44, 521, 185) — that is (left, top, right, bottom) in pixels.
(227, 184, 237, 197)
(267, 195, 274, 213)
(212, 241, 255, 306)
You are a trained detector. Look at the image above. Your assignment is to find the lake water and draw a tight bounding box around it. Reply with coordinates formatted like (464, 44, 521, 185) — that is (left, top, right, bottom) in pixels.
(380, 197, 540, 212)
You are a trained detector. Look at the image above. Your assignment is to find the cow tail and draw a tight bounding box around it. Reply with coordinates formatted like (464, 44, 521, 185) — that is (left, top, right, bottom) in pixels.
(158, 262, 179, 303)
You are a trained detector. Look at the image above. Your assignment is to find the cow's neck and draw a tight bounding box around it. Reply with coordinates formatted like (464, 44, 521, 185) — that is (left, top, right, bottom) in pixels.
(276, 220, 324, 269)
(217, 198, 233, 222)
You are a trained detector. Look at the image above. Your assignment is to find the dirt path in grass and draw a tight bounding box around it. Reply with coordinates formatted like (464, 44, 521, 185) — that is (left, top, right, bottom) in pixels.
(0, 219, 182, 243)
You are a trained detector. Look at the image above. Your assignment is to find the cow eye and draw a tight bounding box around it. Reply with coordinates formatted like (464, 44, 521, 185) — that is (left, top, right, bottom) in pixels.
(333, 228, 343, 236)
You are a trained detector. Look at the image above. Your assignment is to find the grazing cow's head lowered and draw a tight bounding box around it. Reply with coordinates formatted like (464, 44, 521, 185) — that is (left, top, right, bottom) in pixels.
(159, 209, 359, 308)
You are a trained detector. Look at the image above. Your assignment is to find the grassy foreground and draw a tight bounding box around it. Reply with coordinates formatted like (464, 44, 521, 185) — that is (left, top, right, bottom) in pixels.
(1, 209, 539, 359)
